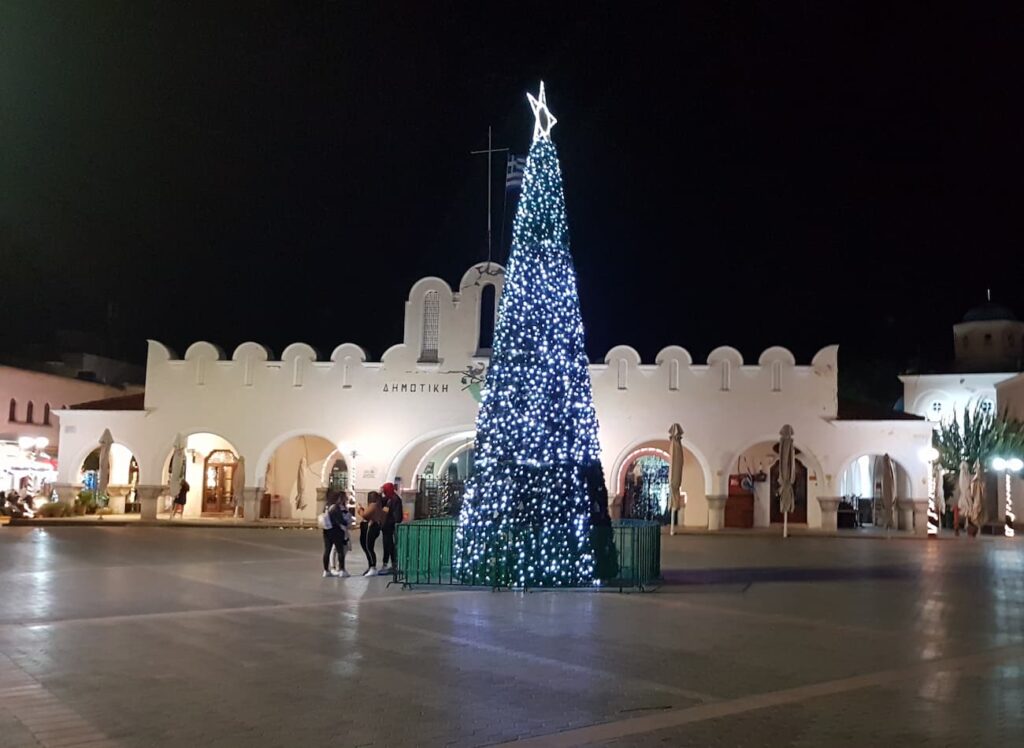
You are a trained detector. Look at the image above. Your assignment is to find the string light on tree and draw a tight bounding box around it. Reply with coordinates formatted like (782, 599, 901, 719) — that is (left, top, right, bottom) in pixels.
(992, 456, 1022, 538)
(920, 446, 940, 537)
(454, 82, 607, 587)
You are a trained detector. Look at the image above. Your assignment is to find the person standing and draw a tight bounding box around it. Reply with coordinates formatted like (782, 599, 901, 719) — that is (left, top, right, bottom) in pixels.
(170, 479, 189, 519)
(379, 482, 403, 574)
(357, 491, 383, 576)
(320, 492, 351, 578)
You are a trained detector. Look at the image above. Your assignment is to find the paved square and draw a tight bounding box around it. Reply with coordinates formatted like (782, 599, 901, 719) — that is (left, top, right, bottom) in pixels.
(0, 527, 1021, 746)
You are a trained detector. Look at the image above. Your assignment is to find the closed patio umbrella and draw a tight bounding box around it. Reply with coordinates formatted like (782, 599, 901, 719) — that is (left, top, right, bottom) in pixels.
(295, 456, 307, 511)
(232, 456, 246, 518)
(168, 433, 186, 505)
(97, 429, 113, 498)
(956, 460, 972, 534)
(969, 460, 986, 530)
(881, 453, 896, 530)
(668, 423, 684, 535)
(778, 425, 796, 538)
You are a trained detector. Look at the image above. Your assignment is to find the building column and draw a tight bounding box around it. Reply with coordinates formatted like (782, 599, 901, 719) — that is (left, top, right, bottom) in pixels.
(106, 485, 130, 514)
(54, 483, 80, 508)
(136, 485, 167, 521)
(817, 497, 840, 532)
(315, 487, 328, 518)
(910, 498, 930, 536)
(896, 498, 915, 532)
(244, 487, 262, 521)
(706, 495, 727, 531)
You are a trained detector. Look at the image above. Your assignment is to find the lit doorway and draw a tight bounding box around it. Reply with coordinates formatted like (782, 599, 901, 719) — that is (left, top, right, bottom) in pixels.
(203, 450, 238, 514)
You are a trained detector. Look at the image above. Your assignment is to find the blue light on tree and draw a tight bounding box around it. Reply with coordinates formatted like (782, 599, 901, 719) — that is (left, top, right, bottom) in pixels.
(455, 83, 608, 587)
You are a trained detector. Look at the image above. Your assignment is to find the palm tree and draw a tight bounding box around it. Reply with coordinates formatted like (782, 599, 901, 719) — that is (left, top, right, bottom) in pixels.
(934, 401, 1024, 473)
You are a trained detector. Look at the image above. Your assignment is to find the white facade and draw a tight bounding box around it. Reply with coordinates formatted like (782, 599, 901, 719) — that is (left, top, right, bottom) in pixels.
(902, 301, 1024, 423)
(55, 263, 934, 530)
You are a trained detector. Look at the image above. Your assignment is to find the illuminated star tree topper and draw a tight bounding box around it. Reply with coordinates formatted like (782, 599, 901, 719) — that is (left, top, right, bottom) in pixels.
(527, 80, 558, 142)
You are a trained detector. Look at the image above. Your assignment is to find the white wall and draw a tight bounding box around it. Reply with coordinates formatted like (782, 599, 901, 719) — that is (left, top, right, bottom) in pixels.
(55, 263, 934, 529)
(1, 365, 131, 453)
(901, 372, 1013, 424)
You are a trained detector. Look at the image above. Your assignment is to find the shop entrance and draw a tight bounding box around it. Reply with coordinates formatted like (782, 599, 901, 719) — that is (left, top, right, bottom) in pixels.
(202, 450, 238, 514)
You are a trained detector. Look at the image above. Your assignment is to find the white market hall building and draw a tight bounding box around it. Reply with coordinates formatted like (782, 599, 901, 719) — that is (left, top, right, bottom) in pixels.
(55, 263, 936, 533)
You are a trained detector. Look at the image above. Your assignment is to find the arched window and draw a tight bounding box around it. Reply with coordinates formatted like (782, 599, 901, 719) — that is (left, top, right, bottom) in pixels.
(720, 361, 731, 392)
(984, 333, 993, 346)
(477, 283, 496, 353)
(771, 361, 782, 392)
(8, 399, 16, 423)
(927, 400, 945, 422)
(43, 403, 51, 426)
(25, 402, 34, 424)
(617, 359, 628, 390)
(419, 290, 440, 363)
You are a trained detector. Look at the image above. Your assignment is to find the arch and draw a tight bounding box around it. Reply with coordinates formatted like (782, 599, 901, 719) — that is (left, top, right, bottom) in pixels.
(25, 401, 34, 424)
(280, 342, 319, 362)
(726, 434, 825, 483)
(385, 424, 477, 485)
(319, 449, 352, 486)
(8, 398, 15, 423)
(707, 347, 742, 392)
(146, 339, 178, 362)
(410, 430, 476, 481)
(328, 343, 368, 363)
(477, 282, 497, 353)
(654, 345, 694, 367)
(603, 345, 642, 366)
(834, 452, 916, 526)
(609, 435, 715, 500)
(811, 344, 839, 373)
(155, 431, 242, 519)
(231, 341, 272, 362)
(757, 346, 797, 366)
(420, 289, 440, 362)
(253, 428, 346, 488)
(438, 441, 475, 477)
(43, 403, 51, 426)
(183, 341, 225, 361)
(614, 447, 671, 497)
(70, 439, 143, 489)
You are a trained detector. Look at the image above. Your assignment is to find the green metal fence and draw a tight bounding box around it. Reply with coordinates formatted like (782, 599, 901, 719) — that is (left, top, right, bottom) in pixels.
(393, 517, 661, 591)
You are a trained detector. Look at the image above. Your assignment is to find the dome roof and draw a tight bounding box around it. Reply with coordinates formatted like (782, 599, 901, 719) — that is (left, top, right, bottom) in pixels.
(962, 302, 1017, 323)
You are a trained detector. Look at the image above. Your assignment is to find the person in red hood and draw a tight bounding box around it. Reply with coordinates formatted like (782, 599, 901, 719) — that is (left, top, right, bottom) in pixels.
(378, 482, 404, 574)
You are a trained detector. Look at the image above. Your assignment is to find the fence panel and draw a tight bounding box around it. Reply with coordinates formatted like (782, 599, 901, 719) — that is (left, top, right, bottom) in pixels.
(394, 517, 661, 590)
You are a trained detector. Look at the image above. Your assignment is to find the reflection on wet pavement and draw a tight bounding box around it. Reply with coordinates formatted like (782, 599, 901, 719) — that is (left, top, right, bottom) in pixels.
(0, 527, 1020, 746)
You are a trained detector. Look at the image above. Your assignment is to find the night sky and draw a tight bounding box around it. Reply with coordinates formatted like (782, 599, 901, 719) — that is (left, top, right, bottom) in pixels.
(2, 2, 1021, 403)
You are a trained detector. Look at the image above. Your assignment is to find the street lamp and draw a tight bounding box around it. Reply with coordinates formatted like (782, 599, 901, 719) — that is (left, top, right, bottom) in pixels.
(991, 456, 1023, 538)
(919, 446, 940, 537)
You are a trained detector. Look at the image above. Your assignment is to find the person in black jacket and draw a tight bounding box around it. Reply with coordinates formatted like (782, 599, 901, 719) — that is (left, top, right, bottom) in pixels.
(378, 482, 403, 574)
(321, 492, 351, 578)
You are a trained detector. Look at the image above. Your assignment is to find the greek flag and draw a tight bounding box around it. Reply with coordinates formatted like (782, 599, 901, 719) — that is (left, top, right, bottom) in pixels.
(505, 154, 526, 191)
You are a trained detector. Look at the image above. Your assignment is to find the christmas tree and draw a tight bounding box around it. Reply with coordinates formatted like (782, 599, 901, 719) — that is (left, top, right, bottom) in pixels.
(455, 83, 609, 587)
